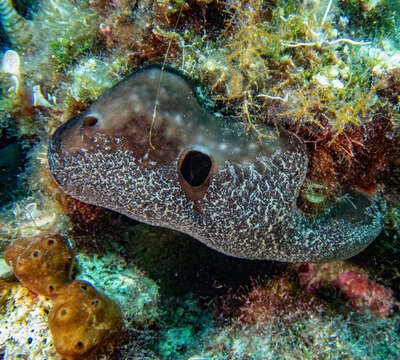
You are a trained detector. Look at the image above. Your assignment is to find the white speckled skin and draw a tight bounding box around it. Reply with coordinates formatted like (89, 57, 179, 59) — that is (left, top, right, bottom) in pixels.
(48, 65, 386, 262)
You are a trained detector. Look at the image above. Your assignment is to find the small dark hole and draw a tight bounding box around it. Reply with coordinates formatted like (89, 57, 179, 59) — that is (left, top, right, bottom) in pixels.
(60, 308, 68, 316)
(75, 341, 85, 350)
(91, 299, 100, 308)
(80, 284, 88, 291)
(48, 285, 54, 292)
(179, 151, 212, 187)
(84, 116, 98, 127)
(27, 337, 33, 345)
(32, 250, 40, 258)
(47, 239, 55, 246)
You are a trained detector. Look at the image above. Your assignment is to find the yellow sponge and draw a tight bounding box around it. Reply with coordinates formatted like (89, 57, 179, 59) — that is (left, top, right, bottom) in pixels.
(5, 234, 74, 298)
(49, 280, 123, 360)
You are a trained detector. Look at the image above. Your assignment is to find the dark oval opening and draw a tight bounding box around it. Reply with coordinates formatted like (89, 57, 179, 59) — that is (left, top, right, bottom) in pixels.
(83, 116, 98, 128)
(179, 151, 212, 187)
(75, 341, 85, 350)
(32, 250, 40, 258)
(60, 308, 68, 316)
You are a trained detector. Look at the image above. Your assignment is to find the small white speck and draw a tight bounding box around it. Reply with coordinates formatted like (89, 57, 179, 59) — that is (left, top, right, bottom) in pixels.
(174, 114, 182, 125)
(332, 79, 344, 89)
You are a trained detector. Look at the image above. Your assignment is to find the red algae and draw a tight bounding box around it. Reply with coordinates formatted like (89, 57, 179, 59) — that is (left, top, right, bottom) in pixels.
(336, 271, 396, 317)
(297, 262, 397, 317)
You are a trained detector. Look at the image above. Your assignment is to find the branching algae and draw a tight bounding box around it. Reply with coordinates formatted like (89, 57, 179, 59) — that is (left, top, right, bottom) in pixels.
(47, 65, 386, 262)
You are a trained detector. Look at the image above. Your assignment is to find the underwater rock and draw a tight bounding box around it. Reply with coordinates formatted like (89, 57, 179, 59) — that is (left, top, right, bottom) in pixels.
(0, 257, 12, 279)
(48, 65, 386, 262)
(0, 283, 58, 359)
(48, 280, 123, 360)
(5, 234, 74, 298)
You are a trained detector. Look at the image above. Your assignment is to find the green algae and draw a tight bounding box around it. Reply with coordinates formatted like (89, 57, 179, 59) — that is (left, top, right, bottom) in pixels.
(50, 36, 92, 72)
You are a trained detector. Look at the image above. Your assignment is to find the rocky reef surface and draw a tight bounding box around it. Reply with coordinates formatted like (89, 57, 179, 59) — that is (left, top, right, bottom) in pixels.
(1, 0, 400, 359)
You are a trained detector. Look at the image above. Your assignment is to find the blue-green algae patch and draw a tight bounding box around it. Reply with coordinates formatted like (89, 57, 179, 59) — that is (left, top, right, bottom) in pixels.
(156, 295, 213, 359)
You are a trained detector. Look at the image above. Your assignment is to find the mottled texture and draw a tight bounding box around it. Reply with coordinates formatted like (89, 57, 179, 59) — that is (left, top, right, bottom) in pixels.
(0, 283, 58, 360)
(48, 65, 386, 262)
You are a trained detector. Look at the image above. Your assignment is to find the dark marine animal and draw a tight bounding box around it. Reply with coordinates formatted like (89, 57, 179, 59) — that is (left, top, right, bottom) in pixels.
(48, 65, 386, 262)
